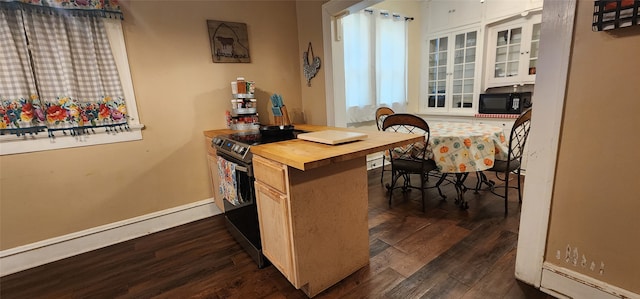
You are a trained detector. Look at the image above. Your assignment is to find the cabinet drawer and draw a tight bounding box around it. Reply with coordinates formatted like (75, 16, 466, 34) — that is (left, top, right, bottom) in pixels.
(253, 155, 288, 193)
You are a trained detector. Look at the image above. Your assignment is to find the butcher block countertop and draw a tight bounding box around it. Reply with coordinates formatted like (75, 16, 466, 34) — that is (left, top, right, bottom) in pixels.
(203, 124, 422, 171)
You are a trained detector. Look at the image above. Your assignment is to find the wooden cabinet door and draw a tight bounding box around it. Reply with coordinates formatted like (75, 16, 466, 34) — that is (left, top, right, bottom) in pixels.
(426, 0, 482, 34)
(254, 181, 297, 286)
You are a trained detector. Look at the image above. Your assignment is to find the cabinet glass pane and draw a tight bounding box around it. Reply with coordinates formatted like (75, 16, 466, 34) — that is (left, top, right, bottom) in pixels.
(429, 39, 438, 52)
(455, 34, 465, 49)
(454, 49, 464, 64)
(497, 30, 508, 46)
(439, 37, 448, 51)
(466, 31, 477, 47)
(437, 95, 445, 107)
(495, 63, 506, 77)
(508, 44, 521, 61)
(438, 52, 448, 66)
(453, 79, 462, 93)
(530, 41, 539, 58)
(428, 81, 437, 93)
(428, 95, 436, 107)
(507, 62, 519, 76)
(454, 65, 463, 79)
(531, 23, 541, 40)
(495, 47, 507, 63)
(437, 80, 446, 93)
(452, 95, 462, 108)
(465, 47, 476, 63)
(528, 59, 537, 74)
(510, 27, 522, 44)
(463, 94, 473, 108)
(429, 67, 437, 81)
(463, 79, 473, 93)
(429, 54, 437, 67)
(464, 63, 474, 78)
(438, 66, 447, 80)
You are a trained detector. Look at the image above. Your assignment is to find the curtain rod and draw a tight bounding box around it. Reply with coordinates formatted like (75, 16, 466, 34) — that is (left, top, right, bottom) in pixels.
(364, 9, 414, 21)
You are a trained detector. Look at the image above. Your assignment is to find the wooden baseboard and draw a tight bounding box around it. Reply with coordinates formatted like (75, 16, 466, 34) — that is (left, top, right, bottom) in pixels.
(540, 263, 639, 299)
(0, 198, 222, 277)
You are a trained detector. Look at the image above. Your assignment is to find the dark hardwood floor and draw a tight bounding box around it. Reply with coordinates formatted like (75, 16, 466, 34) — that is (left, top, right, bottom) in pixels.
(1, 168, 554, 299)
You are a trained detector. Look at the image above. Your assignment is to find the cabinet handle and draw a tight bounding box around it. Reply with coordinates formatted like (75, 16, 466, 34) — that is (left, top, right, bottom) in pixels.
(257, 182, 285, 201)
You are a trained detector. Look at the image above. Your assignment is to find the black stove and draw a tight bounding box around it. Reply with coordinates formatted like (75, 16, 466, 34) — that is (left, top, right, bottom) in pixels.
(211, 130, 296, 164)
(210, 129, 297, 269)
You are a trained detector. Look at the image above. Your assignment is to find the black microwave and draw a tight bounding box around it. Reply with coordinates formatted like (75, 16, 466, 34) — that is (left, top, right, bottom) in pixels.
(479, 92, 532, 114)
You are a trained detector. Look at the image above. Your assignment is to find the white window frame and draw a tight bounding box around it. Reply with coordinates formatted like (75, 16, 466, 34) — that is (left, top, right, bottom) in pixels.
(0, 18, 143, 156)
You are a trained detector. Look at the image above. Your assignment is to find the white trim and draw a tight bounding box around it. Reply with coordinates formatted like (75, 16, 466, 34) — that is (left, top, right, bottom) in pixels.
(0, 124, 144, 155)
(514, 0, 576, 287)
(104, 18, 141, 125)
(0, 198, 222, 276)
(540, 263, 640, 299)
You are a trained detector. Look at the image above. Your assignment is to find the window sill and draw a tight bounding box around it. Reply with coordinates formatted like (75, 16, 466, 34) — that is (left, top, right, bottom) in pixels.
(0, 124, 144, 156)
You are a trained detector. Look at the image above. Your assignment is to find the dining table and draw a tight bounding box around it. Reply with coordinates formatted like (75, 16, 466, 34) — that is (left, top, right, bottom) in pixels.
(427, 122, 509, 209)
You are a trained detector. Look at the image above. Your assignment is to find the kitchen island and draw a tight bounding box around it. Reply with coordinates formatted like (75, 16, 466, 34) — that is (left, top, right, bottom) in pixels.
(204, 124, 421, 297)
(250, 124, 420, 297)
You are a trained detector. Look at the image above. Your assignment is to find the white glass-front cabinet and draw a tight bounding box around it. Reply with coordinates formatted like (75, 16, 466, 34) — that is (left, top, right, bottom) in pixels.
(485, 13, 542, 89)
(422, 27, 480, 114)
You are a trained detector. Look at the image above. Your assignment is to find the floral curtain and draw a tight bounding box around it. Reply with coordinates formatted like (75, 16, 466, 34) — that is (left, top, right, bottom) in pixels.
(0, 7, 46, 135)
(0, 0, 123, 19)
(0, 0, 127, 137)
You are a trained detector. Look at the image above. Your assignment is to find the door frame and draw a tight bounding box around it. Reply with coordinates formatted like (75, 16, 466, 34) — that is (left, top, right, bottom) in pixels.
(321, 0, 575, 289)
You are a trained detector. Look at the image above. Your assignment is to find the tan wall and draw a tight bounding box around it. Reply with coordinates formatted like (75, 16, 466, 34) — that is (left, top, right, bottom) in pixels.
(0, 1, 303, 250)
(544, 0, 640, 293)
(296, 0, 328, 125)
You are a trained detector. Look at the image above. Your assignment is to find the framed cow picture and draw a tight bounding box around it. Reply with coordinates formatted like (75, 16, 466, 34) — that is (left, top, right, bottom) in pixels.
(207, 20, 251, 63)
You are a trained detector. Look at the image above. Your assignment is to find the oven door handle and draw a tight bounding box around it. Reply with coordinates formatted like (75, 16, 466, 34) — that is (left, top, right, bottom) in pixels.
(235, 165, 248, 173)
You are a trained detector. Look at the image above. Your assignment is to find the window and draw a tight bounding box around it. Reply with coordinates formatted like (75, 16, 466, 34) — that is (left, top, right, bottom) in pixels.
(342, 9, 409, 124)
(0, 2, 142, 155)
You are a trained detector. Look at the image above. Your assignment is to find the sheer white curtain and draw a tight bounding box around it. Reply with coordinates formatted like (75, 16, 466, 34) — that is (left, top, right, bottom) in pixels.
(343, 9, 408, 124)
(343, 10, 374, 123)
(376, 13, 407, 109)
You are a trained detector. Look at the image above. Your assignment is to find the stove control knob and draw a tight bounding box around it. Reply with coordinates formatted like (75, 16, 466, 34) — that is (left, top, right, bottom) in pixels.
(232, 145, 238, 152)
(237, 146, 246, 154)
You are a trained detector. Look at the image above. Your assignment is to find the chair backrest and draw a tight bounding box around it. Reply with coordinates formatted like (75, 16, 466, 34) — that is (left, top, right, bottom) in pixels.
(382, 113, 430, 161)
(375, 107, 395, 131)
(507, 108, 532, 162)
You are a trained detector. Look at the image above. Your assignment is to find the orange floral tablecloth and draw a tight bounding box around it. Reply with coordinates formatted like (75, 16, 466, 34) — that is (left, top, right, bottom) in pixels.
(429, 122, 508, 173)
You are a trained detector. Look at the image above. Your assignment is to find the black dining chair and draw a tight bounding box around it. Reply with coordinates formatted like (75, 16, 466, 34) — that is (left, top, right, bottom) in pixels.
(375, 107, 395, 184)
(382, 113, 446, 212)
(477, 108, 532, 214)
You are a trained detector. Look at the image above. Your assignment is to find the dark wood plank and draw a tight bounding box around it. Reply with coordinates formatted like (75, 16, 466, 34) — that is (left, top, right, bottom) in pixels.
(0, 168, 553, 299)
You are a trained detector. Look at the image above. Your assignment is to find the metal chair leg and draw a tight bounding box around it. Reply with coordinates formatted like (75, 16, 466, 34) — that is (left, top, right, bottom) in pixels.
(435, 173, 447, 200)
(387, 170, 401, 208)
(380, 156, 385, 184)
(421, 173, 426, 212)
(504, 171, 510, 215)
(517, 168, 523, 203)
